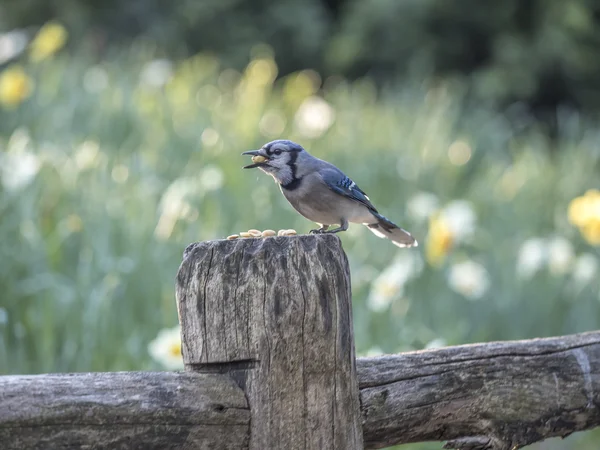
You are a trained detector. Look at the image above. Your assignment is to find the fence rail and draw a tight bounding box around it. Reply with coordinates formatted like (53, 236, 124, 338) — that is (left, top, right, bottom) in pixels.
(1, 235, 599, 450)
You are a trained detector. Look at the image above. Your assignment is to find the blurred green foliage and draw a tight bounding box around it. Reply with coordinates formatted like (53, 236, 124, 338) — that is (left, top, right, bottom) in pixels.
(1, 4, 600, 446)
(3, 0, 600, 122)
(0, 45, 599, 448)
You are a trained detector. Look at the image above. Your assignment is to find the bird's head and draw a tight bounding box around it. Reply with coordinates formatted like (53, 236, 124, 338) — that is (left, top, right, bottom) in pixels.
(242, 139, 306, 185)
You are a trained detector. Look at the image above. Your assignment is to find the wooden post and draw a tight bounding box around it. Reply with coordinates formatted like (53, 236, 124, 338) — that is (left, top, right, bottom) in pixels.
(176, 234, 363, 449)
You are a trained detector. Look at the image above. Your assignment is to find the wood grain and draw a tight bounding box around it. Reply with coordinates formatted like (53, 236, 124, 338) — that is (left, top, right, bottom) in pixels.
(176, 234, 364, 450)
(358, 331, 600, 450)
(0, 371, 249, 449)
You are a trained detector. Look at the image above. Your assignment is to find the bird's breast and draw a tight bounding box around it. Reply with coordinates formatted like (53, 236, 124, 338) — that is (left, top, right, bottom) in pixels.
(280, 179, 374, 225)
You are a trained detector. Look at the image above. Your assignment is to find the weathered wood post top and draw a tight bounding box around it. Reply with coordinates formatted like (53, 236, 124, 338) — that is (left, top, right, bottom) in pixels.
(176, 234, 363, 449)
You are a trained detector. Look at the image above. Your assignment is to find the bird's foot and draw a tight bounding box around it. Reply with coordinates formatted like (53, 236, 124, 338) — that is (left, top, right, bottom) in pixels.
(323, 221, 348, 234)
(310, 226, 329, 234)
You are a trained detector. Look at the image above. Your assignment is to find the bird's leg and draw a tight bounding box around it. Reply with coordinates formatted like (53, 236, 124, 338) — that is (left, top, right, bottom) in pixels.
(324, 219, 348, 234)
(310, 224, 329, 234)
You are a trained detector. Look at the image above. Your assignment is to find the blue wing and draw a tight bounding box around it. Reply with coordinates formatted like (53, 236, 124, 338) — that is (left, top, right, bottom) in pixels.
(321, 168, 378, 213)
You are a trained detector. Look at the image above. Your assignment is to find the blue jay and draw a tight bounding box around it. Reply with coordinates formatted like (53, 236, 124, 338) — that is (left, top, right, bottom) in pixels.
(242, 140, 417, 248)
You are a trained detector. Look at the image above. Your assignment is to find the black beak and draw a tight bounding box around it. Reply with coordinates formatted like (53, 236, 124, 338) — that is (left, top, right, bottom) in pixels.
(241, 149, 268, 169)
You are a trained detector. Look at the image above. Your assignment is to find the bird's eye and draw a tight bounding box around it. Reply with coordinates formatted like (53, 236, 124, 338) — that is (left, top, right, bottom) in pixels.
(273, 149, 282, 155)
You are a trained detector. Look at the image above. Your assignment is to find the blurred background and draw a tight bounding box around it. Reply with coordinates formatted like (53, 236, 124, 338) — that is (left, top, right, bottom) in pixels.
(1, 1, 599, 449)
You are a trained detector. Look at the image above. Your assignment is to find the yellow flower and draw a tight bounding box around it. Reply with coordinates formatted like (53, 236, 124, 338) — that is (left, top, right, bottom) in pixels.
(30, 21, 68, 62)
(581, 220, 600, 246)
(168, 340, 182, 357)
(568, 189, 600, 246)
(0, 66, 34, 107)
(426, 214, 454, 266)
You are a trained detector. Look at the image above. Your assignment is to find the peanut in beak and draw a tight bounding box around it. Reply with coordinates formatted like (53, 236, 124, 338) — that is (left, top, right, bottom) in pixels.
(251, 155, 267, 163)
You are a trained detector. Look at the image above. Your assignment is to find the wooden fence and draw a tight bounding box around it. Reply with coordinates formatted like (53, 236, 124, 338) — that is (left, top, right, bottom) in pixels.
(1, 235, 599, 449)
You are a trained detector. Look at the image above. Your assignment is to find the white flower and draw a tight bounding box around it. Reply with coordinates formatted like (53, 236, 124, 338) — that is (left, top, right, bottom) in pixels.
(1, 151, 40, 190)
(363, 346, 384, 357)
(425, 338, 447, 349)
(517, 238, 547, 279)
(407, 191, 439, 222)
(572, 253, 598, 286)
(547, 236, 575, 275)
(367, 272, 403, 312)
(440, 200, 476, 242)
(367, 253, 423, 312)
(0, 129, 40, 191)
(294, 96, 335, 138)
(148, 326, 184, 370)
(448, 260, 490, 300)
(140, 59, 173, 88)
(155, 177, 201, 240)
(0, 30, 28, 65)
(74, 140, 101, 170)
(516, 236, 576, 279)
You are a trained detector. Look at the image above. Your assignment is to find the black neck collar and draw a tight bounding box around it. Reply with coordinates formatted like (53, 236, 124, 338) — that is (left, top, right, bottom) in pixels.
(281, 177, 303, 190)
(281, 151, 302, 190)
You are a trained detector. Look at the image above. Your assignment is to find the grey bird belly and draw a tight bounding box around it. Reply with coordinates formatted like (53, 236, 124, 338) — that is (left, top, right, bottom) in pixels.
(281, 175, 375, 226)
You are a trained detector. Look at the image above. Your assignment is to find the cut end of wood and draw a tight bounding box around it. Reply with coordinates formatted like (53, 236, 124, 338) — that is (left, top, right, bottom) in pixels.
(181, 233, 344, 262)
